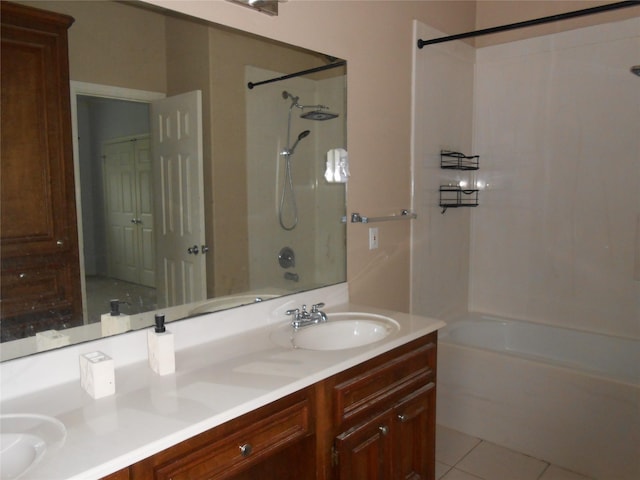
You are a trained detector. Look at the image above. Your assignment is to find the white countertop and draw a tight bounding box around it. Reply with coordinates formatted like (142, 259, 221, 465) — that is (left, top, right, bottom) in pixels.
(0, 285, 445, 480)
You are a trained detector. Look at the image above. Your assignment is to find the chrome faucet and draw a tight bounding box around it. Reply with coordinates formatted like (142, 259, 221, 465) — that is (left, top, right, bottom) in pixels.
(286, 302, 326, 329)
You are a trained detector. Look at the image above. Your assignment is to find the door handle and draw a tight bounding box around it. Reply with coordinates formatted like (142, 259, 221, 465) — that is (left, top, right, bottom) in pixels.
(187, 245, 199, 255)
(130, 218, 142, 224)
(201, 245, 209, 254)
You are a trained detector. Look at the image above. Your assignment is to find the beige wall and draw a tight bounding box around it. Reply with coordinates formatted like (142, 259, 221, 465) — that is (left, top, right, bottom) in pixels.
(144, 0, 476, 312)
(20, 1, 169, 92)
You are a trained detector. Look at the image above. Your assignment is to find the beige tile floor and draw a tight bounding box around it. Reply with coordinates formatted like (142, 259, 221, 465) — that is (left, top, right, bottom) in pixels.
(436, 425, 595, 480)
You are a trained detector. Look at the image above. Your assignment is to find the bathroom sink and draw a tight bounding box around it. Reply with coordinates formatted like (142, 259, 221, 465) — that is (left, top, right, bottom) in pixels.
(271, 312, 399, 350)
(0, 414, 66, 480)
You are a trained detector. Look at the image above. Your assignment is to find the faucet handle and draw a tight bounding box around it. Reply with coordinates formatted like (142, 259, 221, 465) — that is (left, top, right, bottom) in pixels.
(285, 308, 300, 318)
(311, 302, 325, 312)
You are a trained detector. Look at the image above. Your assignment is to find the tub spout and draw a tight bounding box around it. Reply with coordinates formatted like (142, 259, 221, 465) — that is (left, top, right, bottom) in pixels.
(284, 272, 299, 282)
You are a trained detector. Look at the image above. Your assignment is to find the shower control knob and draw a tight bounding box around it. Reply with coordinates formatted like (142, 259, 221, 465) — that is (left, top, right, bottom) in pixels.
(278, 246, 295, 269)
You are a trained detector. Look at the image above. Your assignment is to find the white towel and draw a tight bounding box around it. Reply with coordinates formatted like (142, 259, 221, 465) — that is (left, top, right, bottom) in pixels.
(325, 150, 336, 183)
(325, 148, 349, 183)
(336, 148, 349, 182)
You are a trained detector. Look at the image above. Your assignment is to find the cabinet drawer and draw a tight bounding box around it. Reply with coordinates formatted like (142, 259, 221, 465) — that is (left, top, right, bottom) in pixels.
(153, 398, 311, 480)
(333, 336, 436, 425)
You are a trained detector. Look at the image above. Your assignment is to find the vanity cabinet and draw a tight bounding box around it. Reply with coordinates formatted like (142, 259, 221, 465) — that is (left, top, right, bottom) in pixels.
(0, 1, 82, 341)
(326, 334, 437, 479)
(129, 387, 315, 480)
(104, 333, 437, 480)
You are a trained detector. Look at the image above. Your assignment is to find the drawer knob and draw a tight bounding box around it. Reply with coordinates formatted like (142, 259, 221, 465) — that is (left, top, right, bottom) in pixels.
(378, 425, 389, 436)
(239, 443, 253, 457)
(397, 414, 408, 423)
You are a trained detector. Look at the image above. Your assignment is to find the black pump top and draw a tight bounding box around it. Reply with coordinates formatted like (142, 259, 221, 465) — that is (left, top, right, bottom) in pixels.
(154, 313, 166, 333)
(110, 299, 121, 316)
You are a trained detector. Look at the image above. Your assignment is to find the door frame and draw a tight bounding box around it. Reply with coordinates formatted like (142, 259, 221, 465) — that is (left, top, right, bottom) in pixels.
(69, 81, 165, 323)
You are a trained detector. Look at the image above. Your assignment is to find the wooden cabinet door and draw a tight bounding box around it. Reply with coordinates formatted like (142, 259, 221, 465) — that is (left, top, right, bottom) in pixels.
(392, 382, 436, 480)
(334, 410, 393, 480)
(0, 1, 82, 340)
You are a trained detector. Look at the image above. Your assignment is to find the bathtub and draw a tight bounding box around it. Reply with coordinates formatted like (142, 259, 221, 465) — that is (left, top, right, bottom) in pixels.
(437, 313, 639, 480)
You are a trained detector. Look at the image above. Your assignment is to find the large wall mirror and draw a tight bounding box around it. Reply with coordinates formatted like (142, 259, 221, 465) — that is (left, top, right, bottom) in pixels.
(1, 0, 347, 361)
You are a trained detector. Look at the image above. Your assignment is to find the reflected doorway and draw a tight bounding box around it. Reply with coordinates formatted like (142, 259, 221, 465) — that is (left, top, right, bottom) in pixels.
(76, 95, 156, 322)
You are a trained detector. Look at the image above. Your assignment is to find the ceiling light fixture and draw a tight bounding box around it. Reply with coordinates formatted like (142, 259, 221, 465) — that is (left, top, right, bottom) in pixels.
(227, 0, 286, 16)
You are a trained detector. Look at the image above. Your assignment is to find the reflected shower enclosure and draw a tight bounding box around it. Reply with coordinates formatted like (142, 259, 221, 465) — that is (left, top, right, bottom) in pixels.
(279, 89, 340, 231)
(246, 66, 347, 292)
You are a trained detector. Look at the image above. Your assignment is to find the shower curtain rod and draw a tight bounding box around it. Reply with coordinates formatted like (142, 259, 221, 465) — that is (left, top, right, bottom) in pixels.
(247, 60, 346, 89)
(417, 0, 639, 48)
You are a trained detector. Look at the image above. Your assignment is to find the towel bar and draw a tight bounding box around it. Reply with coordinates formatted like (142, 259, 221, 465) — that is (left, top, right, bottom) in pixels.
(350, 210, 417, 224)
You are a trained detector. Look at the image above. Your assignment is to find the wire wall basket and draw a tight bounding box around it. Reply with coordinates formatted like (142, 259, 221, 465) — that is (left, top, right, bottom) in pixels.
(440, 150, 479, 170)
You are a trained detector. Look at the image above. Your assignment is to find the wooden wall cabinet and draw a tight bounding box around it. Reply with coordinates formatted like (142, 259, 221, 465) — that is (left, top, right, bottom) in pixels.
(0, 2, 83, 341)
(104, 333, 437, 480)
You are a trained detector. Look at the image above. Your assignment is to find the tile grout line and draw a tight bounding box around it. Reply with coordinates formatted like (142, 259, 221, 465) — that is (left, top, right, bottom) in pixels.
(536, 462, 552, 479)
(450, 438, 486, 478)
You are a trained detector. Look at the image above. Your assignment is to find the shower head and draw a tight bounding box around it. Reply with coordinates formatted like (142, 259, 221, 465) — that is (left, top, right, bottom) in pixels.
(282, 90, 300, 107)
(282, 91, 337, 118)
(631, 65, 640, 77)
(301, 110, 339, 121)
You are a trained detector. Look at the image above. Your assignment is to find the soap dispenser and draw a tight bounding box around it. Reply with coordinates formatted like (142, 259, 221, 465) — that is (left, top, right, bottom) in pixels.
(101, 299, 131, 337)
(147, 313, 175, 375)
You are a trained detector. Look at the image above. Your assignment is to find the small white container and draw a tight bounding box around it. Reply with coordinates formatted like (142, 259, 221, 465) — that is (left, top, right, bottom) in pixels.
(79, 351, 115, 399)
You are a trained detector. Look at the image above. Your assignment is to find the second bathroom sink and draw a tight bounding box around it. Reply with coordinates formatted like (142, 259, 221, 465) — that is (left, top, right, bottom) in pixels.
(0, 414, 66, 480)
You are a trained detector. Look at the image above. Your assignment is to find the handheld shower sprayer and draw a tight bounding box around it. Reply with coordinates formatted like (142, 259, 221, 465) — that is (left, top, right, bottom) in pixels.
(285, 130, 310, 156)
